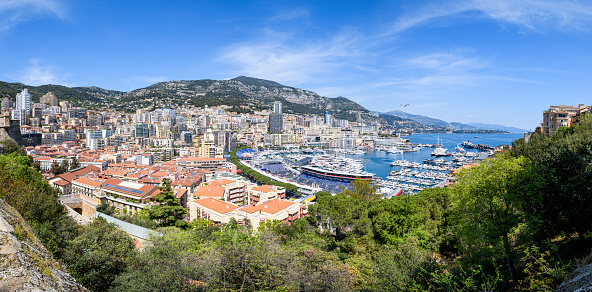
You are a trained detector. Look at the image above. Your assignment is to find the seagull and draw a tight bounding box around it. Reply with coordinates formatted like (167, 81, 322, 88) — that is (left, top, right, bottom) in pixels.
(400, 104, 409, 107)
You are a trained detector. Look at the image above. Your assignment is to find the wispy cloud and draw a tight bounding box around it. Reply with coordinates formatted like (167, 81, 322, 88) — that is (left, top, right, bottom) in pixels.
(19, 59, 73, 86)
(0, 0, 67, 31)
(390, 0, 592, 34)
(403, 51, 488, 73)
(269, 8, 310, 22)
(220, 30, 366, 84)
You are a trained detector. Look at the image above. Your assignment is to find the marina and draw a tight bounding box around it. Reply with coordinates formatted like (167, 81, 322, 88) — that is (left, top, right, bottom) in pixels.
(239, 133, 523, 197)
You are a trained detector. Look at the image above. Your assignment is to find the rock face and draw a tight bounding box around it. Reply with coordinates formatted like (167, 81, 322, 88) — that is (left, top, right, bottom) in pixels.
(0, 199, 88, 292)
(557, 263, 592, 292)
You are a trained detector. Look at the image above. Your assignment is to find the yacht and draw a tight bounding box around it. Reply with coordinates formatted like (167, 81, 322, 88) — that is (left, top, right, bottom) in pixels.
(431, 147, 451, 156)
(386, 147, 403, 154)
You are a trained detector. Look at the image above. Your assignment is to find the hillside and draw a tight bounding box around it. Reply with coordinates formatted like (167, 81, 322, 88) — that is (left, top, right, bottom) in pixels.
(0, 82, 124, 109)
(0, 76, 376, 122)
(381, 110, 523, 133)
(0, 198, 88, 291)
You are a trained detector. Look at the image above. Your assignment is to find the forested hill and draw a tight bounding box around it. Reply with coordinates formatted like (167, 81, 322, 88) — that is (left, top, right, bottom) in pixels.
(0, 76, 376, 122)
(0, 81, 124, 107)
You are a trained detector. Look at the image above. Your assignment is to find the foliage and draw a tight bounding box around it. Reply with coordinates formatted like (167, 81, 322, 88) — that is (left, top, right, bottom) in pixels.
(111, 226, 353, 292)
(0, 138, 25, 155)
(517, 245, 571, 291)
(452, 155, 544, 278)
(63, 217, 136, 292)
(69, 157, 80, 170)
(50, 159, 70, 176)
(341, 178, 381, 202)
(148, 180, 188, 229)
(369, 187, 452, 251)
(510, 123, 592, 241)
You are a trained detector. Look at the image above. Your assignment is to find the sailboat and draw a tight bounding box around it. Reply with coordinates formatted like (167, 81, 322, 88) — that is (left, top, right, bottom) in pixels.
(431, 135, 451, 156)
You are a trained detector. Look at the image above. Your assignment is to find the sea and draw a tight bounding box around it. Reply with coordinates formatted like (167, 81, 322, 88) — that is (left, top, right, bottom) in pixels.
(354, 133, 525, 179)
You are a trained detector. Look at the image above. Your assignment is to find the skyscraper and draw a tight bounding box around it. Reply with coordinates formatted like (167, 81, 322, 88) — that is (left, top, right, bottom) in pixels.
(273, 101, 282, 114)
(269, 101, 283, 134)
(324, 110, 331, 125)
(16, 89, 32, 113)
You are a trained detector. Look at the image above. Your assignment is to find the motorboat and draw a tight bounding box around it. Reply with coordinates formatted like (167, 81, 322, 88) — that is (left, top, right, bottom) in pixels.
(431, 147, 451, 156)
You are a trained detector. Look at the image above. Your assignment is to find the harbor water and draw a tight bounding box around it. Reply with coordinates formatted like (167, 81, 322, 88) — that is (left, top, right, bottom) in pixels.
(357, 133, 524, 179)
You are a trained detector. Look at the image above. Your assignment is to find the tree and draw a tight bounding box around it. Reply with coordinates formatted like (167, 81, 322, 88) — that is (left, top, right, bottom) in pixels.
(63, 217, 136, 292)
(452, 155, 544, 279)
(341, 178, 381, 202)
(50, 159, 69, 176)
(69, 156, 80, 170)
(148, 180, 188, 229)
(0, 138, 25, 155)
(369, 187, 452, 251)
(510, 124, 592, 241)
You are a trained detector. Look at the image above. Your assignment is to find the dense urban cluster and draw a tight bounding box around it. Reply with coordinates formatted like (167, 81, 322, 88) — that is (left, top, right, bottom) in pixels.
(1, 87, 592, 291)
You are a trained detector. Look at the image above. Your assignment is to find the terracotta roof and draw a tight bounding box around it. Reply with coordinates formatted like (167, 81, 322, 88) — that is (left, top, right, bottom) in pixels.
(251, 185, 278, 193)
(208, 179, 235, 187)
(178, 157, 224, 162)
(193, 197, 238, 214)
(172, 178, 198, 186)
(72, 176, 104, 188)
(193, 186, 225, 199)
(52, 179, 69, 186)
(239, 199, 295, 214)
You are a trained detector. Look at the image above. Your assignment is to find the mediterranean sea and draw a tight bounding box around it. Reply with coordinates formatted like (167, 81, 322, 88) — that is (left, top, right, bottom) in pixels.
(357, 133, 525, 179)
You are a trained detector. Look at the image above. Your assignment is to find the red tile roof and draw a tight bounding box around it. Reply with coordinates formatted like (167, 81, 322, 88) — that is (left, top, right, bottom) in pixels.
(193, 197, 238, 214)
(239, 199, 295, 214)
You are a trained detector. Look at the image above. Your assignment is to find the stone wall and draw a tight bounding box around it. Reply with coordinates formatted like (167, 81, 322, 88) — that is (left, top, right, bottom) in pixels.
(0, 199, 88, 291)
(0, 117, 22, 145)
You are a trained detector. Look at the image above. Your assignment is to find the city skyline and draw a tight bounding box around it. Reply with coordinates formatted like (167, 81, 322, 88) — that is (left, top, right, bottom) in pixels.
(2, 1, 592, 129)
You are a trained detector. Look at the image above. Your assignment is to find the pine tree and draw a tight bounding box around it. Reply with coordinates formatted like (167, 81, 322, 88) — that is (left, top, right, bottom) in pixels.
(148, 180, 188, 228)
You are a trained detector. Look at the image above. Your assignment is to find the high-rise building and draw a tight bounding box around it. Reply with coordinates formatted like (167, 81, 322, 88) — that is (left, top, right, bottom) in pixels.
(273, 101, 282, 114)
(135, 124, 150, 138)
(40, 92, 58, 106)
(11, 109, 27, 126)
(269, 102, 283, 134)
(324, 110, 331, 125)
(16, 89, 32, 113)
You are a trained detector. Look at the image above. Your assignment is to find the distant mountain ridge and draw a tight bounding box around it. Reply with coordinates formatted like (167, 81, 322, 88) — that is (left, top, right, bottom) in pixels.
(0, 76, 376, 122)
(379, 110, 526, 133)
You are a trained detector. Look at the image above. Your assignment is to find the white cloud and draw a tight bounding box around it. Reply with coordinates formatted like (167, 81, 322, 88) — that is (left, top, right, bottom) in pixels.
(20, 59, 72, 86)
(390, 0, 592, 34)
(0, 0, 66, 31)
(403, 52, 488, 73)
(220, 31, 366, 84)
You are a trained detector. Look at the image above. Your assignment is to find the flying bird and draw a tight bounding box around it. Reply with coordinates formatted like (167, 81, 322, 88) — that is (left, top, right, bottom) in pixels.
(401, 104, 409, 107)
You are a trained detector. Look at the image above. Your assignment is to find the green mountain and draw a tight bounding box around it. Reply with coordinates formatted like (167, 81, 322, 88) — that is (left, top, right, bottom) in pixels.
(0, 76, 375, 122)
(380, 110, 518, 133)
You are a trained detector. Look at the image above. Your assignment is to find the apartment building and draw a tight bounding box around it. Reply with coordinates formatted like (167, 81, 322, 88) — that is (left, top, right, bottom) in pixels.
(188, 197, 304, 230)
(542, 105, 579, 135)
(248, 185, 286, 206)
(177, 157, 226, 170)
(100, 178, 157, 214)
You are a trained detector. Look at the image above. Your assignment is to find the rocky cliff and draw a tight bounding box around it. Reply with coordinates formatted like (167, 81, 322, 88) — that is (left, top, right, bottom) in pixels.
(557, 263, 592, 292)
(0, 199, 88, 291)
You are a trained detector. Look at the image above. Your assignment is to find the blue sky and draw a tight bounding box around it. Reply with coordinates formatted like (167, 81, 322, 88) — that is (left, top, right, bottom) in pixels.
(2, 0, 592, 130)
